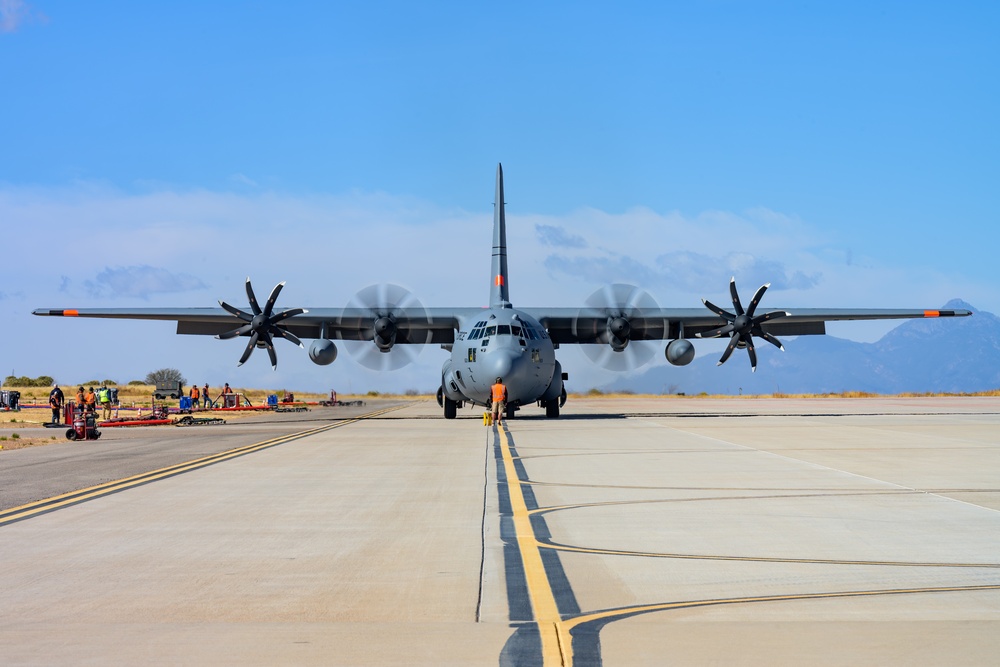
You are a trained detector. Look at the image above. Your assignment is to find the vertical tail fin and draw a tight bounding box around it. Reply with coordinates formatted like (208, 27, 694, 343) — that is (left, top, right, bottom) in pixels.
(490, 163, 511, 308)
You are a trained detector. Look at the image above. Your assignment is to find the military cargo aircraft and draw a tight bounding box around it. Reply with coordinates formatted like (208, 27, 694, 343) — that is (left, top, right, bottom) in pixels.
(34, 164, 971, 419)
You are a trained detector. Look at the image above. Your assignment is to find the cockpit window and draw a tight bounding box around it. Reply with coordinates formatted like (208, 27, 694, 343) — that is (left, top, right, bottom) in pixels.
(485, 325, 496, 337)
(511, 325, 522, 337)
(497, 324, 511, 335)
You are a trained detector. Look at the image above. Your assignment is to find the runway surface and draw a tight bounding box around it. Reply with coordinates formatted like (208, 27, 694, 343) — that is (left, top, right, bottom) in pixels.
(1, 396, 998, 665)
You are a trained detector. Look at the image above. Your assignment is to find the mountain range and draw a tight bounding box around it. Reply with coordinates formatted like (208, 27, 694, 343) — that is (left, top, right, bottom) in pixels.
(608, 300, 1000, 395)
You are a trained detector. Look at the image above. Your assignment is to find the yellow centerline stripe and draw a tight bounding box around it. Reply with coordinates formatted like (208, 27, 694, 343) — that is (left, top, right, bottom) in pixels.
(0, 405, 406, 526)
(497, 426, 572, 666)
(563, 584, 1000, 630)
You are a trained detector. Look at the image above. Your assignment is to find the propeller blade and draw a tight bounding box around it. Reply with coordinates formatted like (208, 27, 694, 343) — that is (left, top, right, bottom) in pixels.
(717, 334, 741, 366)
(263, 281, 285, 318)
(696, 323, 735, 339)
(262, 333, 277, 370)
(746, 335, 758, 372)
(757, 330, 785, 351)
(245, 277, 262, 316)
(273, 327, 303, 348)
(702, 299, 734, 320)
(754, 310, 789, 325)
(238, 332, 259, 366)
(271, 307, 307, 324)
(729, 277, 744, 316)
(745, 283, 770, 318)
(217, 323, 253, 340)
(219, 300, 252, 321)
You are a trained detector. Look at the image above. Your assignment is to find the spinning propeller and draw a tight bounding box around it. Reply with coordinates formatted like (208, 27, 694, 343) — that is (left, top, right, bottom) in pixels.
(217, 278, 307, 369)
(343, 283, 431, 371)
(696, 277, 788, 372)
(575, 284, 666, 371)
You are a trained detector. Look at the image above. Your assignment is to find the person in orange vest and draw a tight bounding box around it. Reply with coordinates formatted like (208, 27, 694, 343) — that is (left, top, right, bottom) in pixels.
(76, 386, 85, 411)
(490, 377, 508, 424)
(49, 386, 64, 424)
(84, 387, 98, 413)
(221, 382, 234, 407)
(190, 384, 200, 411)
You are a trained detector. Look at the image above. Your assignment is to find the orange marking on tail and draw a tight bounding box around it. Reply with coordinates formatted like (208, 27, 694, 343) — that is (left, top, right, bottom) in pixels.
(495, 275, 504, 286)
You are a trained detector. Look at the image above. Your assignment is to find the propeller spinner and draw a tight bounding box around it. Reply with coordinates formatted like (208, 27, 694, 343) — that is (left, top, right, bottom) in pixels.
(696, 277, 788, 372)
(217, 278, 307, 369)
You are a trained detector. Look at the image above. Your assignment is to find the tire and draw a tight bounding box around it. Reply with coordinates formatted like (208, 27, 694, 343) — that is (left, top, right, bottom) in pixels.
(545, 400, 560, 418)
(66, 429, 78, 440)
(444, 397, 457, 419)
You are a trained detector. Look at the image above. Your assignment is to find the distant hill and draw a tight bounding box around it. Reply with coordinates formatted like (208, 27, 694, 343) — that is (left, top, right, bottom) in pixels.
(609, 300, 1000, 395)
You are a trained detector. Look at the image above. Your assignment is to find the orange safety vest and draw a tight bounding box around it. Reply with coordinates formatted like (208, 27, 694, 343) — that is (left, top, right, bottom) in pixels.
(491, 383, 507, 403)
(84, 391, 97, 405)
(191, 386, 200, 399)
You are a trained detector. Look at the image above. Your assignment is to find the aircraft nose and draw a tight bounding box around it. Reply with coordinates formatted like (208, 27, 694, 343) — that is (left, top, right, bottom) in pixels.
(483, 349, 515, 381)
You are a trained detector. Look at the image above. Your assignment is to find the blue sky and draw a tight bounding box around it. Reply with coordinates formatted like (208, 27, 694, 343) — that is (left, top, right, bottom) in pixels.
(2, 1, 997, 393)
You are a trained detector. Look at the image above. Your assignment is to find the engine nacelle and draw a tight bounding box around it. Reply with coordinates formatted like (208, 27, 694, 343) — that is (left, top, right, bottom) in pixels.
(373, 316, 396, 352)
(665, 339, 695, 366)
(308, 339, 338, 365)
(608, 317, 631, 351)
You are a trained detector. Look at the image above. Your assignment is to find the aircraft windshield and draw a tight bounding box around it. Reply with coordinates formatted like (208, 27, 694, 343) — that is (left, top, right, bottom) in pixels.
(485, 325, 496, 336)
(498, 325, 511, 335)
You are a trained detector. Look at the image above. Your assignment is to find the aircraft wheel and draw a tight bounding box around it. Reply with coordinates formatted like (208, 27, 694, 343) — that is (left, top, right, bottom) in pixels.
(545, 400, 560, 418)
(443, 397, 457, 419)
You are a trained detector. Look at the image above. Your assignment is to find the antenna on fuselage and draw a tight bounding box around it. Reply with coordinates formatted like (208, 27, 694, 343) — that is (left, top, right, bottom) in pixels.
(491, 163, 512, 309)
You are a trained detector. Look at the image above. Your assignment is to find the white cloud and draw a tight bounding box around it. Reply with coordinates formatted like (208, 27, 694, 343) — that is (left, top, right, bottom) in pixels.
(83, 265, 207, 299)
(0, 0, 41, 33)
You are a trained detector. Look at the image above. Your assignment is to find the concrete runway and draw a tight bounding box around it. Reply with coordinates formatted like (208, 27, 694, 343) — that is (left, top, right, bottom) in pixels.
(1, 396, 998, 666)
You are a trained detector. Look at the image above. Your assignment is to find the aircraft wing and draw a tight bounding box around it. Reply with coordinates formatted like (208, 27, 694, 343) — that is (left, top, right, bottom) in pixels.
(31, 307, 469, 345)
(33, 305, 972, 344)
(527, 307, 973, 344)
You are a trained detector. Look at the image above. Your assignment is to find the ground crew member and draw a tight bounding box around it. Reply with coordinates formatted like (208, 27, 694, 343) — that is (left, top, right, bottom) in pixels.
(97, 386, 112, 420)
(190, 384, 200, 411)
(49, 386, 64, 424)
(221, 382, 234, 407)
(202, 383, 211, 409)
(76, 386, 85, 413)
(491, 377, 508, 423)
(84, 387, 97, 413)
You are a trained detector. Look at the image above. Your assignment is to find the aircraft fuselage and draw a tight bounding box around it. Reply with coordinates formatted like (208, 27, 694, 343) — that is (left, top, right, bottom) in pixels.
(443, 307, 558, 409)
